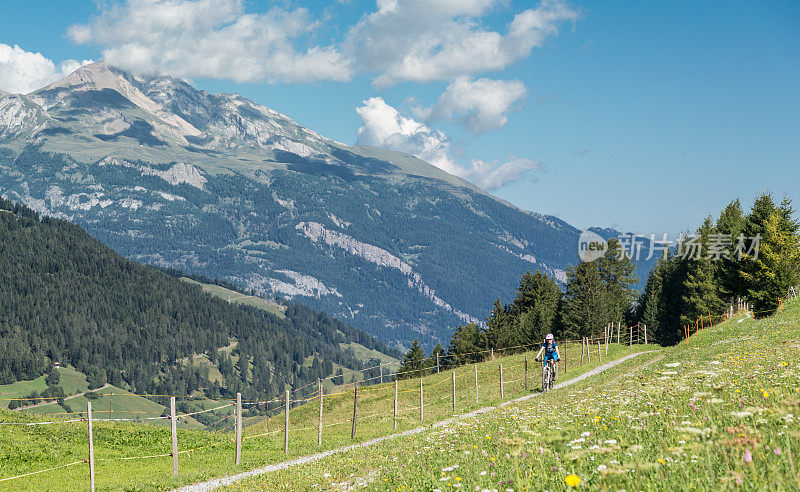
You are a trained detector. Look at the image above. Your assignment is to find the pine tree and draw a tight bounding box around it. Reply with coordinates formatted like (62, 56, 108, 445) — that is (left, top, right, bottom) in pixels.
(396, 339, 427, 380)
(485, 298, 517, 350)
(636, 259, 664, 343)
(680, 217, 725, 327)
(561, 261, 606, 339)
(511, 271, 561, 345)
(740, 193, 800, 315)
(447, 323, 487, 365)
(596, 238, 639, 324)
(715, 199, 746, 300)
(741, 208, 800, 315)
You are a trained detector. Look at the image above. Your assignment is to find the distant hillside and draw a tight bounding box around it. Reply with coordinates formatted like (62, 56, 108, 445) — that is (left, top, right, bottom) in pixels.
(0, 62, 659, 350)
(0, 197, 399, 404)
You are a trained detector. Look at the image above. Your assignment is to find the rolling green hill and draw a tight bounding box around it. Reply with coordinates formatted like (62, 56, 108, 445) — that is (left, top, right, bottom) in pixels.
(233, 299, 800, 491)
(0, 197, 399, 411)
(0, 331, 652, 490)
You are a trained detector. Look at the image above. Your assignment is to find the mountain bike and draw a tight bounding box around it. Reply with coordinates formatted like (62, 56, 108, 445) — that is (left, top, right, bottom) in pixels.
(536, 357, 558, 392)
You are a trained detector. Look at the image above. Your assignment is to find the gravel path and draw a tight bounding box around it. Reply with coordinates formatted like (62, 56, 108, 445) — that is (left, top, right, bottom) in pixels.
(174, 350, 658, 492)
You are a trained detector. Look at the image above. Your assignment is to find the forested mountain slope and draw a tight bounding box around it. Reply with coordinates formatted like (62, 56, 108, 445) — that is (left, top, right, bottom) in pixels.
(0, 197, 398, 401)
(0, 63, 654, 348)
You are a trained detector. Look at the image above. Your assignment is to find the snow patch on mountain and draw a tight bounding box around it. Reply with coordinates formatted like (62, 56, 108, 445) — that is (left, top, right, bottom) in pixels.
(296, 221, 480, 324)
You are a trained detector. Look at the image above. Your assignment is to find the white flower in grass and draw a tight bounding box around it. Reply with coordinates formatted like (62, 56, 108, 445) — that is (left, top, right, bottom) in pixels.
(598, 464, 607, 471)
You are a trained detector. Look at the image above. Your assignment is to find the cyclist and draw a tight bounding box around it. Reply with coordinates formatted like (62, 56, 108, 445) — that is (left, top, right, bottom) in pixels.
(535, 333, 560, 373)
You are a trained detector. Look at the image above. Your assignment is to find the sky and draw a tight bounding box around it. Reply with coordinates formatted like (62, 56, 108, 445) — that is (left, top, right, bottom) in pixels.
(0, 0, 798, 235)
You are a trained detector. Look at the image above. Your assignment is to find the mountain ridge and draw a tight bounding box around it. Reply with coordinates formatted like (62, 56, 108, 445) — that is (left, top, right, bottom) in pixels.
(0, 63, 650, 348)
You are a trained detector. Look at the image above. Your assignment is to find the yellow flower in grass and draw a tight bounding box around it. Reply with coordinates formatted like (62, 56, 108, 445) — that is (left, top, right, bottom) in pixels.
(565, 474, 581, 487)
(763, 391, 770, 398)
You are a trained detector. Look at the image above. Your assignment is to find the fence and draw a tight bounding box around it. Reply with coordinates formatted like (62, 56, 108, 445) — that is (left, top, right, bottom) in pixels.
(0, 330, 651, 489)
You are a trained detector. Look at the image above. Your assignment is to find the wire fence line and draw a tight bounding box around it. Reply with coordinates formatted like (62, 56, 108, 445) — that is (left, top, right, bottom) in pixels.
(0, 339, 629, 488)
(4, 293, 782, 488)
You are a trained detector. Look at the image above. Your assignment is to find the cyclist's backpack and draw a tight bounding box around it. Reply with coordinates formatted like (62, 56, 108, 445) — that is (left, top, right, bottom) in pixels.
(544, 341, 556, 355)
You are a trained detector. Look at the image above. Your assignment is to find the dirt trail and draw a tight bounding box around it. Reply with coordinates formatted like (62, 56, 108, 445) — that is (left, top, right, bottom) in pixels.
(175, 350, 659, 492)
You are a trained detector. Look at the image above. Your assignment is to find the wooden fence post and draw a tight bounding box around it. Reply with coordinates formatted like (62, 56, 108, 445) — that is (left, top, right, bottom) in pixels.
(605, 326, 609, 356)
(284, 390, 289, 454)
(393, 380, 398, 430)
(580, 338, 584, 365)
(318, 379, 323, 446)
(419, 378, 424, 422)
(586, 337, 591, 363)
(235, 393, 242, 465)
(564, 340, 567, 373)
(351, 386, 358, 440)
(379, 364, 383, 384)
(524, 355, 528, 391)
(597, 338, 601, 363)
(629, 327, 633, 347)
(171, 396, 178, 476)
(436, 354, 440, 374)
(644, 324, 648, 345)
(491, 348, 494, 360)
(617, 322, 621, 344)
(499, 364, 504, 399)
(451, 371, 456, 413)
(474, 364, 478, 404)
(87, 401, 95, 492)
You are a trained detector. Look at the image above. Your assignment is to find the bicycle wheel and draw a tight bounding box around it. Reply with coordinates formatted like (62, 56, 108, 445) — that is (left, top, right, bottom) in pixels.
(549, 361, 556, 389)
(542, 365, 550, 391)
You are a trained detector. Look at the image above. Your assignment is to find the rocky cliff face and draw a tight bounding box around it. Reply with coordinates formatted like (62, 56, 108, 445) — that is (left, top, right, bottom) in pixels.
(0, 63, 632, 349)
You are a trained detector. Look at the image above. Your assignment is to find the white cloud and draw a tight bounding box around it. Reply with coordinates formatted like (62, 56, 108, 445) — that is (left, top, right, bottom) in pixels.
(346, 0, 577, 87)
(356, 97, 540, 190)
(416, 76, 527, 134)
(467, 157, 541, 190)
(0, 44, 93, 94)
(356, 96, 460, 175)
(68, 0, 353, 84)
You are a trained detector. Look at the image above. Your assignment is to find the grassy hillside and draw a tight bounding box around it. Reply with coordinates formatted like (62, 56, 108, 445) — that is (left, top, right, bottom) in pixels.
(179, 277, 286, 319)
(0, 197, 398, 410)
(230, 299, 800, 491)
(0, 339, 649, 490)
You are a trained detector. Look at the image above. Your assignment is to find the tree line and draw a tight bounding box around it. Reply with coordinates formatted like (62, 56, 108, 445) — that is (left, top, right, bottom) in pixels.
(0, 197, 398, 408)
(397, 192, 799, 376)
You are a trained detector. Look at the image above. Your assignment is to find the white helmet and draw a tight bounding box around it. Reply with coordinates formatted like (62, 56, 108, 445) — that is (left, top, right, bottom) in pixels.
(545, 333, 554, 340)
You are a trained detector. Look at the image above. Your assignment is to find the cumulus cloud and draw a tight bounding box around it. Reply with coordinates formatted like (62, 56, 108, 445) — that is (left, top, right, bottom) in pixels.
(346, 0, 577, 87)
(415, 76, 527, 134)
(356, 97, 540, 190)
(68, 0, 353, 83)
(0, 44, 93, 94)
(356, 96, 460, 175)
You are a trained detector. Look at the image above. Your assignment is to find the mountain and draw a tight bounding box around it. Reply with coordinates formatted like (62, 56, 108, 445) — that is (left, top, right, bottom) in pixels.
(0, 63, 649, 348)
(0, 196, 398, 401)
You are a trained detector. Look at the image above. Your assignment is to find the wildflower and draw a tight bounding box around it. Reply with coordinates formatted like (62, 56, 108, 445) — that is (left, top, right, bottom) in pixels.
(763, 391, 770, 398)
(773, 447, 781, 456)
(743, 449, 752, 463)
(658, 459, 666, 465)
(564, 474, 581, 487)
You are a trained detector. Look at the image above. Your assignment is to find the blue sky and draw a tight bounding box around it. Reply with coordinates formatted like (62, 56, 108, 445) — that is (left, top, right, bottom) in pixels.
(1, 0, 798, 235)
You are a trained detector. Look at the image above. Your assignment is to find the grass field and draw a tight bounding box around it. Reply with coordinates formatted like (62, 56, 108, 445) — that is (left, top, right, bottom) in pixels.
(0, 336, 648, 491)
(225, 300, 800, 491)
(0, 366, 89, 404)
(180, 277, 286, 318)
